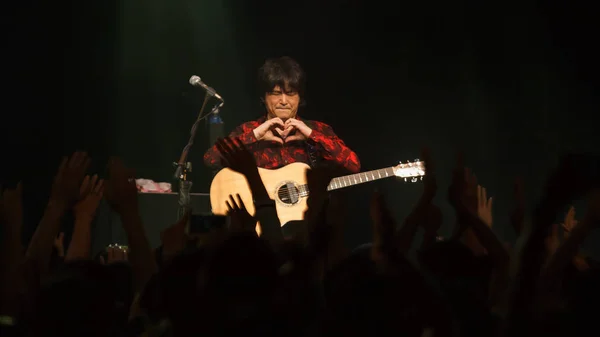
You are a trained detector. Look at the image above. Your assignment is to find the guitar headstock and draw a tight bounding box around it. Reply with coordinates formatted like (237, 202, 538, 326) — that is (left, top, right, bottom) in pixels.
(393, 159, 426, 182)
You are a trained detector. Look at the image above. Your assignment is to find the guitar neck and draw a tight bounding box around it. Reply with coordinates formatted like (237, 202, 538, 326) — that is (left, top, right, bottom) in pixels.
(327, 167, 396, 191)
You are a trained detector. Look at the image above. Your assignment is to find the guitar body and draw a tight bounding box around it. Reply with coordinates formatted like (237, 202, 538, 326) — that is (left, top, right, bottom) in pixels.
(209, 159, 426, 235)
(209, 162, 311, 227)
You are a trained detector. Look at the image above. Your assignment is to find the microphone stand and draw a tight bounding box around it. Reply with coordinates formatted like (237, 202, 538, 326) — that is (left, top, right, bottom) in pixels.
(173, 98, 224, 220)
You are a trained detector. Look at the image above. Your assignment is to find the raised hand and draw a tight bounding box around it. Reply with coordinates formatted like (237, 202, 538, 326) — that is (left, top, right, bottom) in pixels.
(370, 191, 396, 262)
(100, 245, 128, 265)
(561, 206, 577, 238)
(73, 175, 104, 220)
(447, 153, 477, 214)
(477, 185, 493, 227)
(420, 148, 437, 202)
(304, 165, 345, 228)
(408, 148, 442, 234)
(305, 166, 339, 204)
(216, 137, 258, 177)
(104, 157, 138, 215)
(225, 194, 256, 234)
(50, 152, 91, 208)
(462, 168, 478, 213)
(53, 232, 65, 257)
(302, 166, 342, 253)
(447, 153, 464, 208)
(253, 117, 285, 144)
(24, 153, 88, 277)
(160, 211, 190, 261)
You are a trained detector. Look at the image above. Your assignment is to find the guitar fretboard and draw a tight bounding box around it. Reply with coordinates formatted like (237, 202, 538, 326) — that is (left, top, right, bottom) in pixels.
(295, 167, 397, 196)
(295, 163, 423, 198)
(327, 167, 396, 191)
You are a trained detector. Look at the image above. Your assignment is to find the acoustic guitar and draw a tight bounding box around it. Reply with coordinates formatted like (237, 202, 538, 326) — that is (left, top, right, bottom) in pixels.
(209, 160, 426, 228)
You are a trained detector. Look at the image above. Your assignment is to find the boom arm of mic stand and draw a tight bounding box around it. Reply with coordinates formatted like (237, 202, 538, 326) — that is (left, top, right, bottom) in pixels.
(173, 100, 224, 179)
(173, 100, 224, 220)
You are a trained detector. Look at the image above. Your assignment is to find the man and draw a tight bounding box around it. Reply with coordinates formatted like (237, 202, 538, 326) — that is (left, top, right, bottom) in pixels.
(203, 56, 360, 173)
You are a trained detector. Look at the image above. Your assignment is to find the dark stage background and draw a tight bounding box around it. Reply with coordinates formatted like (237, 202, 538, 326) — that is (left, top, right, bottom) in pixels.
(2, 1, 599, 255)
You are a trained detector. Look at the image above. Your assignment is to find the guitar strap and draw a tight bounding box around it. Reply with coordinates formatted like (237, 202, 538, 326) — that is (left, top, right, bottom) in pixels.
(303, 120, 319, 168)
(306, 142, 319, 168)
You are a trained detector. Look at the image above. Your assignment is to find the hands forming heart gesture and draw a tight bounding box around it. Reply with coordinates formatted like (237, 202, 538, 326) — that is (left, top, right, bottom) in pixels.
(253, 117, 312, 144)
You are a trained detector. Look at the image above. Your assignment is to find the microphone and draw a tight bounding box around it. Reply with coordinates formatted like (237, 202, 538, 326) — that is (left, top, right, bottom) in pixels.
(188, 75, 223, 101)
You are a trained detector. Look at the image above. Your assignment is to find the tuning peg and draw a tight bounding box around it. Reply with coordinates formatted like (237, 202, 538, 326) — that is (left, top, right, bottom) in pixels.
(404, 178, 407, 182)
(414, 158, 420, 162)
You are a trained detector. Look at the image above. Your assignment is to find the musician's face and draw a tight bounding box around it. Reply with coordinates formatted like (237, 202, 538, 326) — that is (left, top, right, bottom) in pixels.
(264, 85, 300, 121)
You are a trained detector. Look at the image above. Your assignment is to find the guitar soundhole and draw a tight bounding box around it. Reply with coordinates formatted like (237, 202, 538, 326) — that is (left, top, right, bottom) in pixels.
(277, 183, 300, 205)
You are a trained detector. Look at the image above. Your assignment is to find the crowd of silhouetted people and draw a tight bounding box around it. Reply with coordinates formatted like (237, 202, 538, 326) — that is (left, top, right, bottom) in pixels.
(1, 140, 599, 337)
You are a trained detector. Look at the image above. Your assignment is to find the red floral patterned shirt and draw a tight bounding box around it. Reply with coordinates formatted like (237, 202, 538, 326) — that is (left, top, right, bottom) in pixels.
(203, 116, 361, 173)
